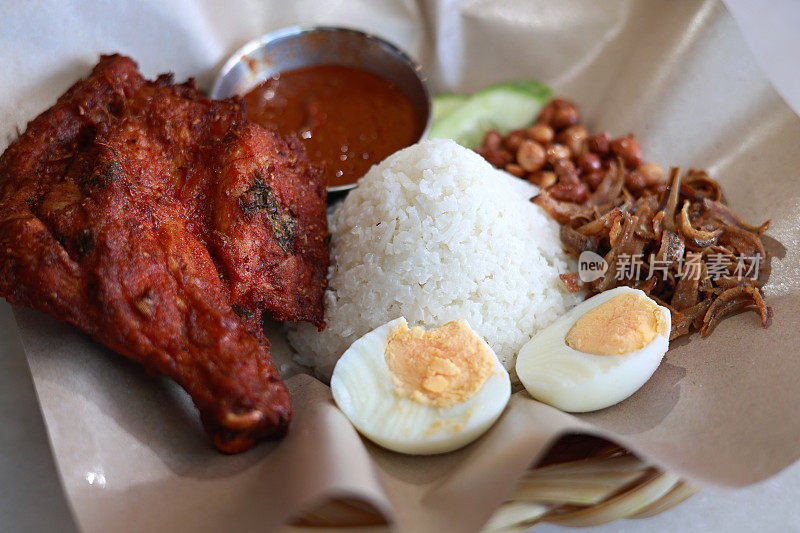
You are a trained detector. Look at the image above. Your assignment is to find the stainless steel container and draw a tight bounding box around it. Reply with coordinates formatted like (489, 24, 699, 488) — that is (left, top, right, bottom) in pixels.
(211, 26, 432, 193)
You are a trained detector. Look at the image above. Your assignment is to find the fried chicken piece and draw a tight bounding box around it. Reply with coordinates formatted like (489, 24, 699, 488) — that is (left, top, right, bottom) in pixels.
(0, 55, 329, 453)
(211, 123, 329, 331)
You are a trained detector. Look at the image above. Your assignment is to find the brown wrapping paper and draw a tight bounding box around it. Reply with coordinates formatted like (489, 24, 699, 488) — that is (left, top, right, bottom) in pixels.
(4, 0, 800, 531)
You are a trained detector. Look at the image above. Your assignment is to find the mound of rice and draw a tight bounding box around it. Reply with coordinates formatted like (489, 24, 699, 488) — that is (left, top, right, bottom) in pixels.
(287, 138, 581, 380)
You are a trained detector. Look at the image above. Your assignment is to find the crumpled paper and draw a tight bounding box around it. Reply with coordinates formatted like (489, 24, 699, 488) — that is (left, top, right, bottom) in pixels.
(4, 0, 800, 532)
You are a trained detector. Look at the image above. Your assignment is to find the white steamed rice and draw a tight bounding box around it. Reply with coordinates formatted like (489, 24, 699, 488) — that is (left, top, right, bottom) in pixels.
(287, 138, 582, 380)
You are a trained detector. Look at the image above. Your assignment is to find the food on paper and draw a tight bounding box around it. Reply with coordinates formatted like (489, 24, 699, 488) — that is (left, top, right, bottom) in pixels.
(429, 81, 552, 148)
(516, 287, 670, 412)
(0, 54, 330, 453)
(475, 98, 773, 339)
(244, 65, 420, 188)
(0, 34, 776, 458)
(287, 138, 583, 380)
(331, 317, 511, 454)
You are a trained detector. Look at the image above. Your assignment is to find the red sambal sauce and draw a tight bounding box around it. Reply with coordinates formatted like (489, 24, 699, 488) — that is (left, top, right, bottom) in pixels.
(243, 65, 420, 188)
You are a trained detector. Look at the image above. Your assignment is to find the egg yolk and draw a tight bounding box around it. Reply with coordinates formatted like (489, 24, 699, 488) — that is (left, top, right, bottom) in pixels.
(565, 293, 667, 355)
(384, 319, 495, 408)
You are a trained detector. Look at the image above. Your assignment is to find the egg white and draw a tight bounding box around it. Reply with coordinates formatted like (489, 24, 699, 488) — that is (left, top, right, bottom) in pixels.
(515, 286, 671, 413)
(330, 317, 511, 455)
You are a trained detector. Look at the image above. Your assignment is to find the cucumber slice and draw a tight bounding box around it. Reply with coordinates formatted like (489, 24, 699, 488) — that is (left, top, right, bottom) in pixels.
(432, 94, 468, 122)
(429, 81, 552, 148)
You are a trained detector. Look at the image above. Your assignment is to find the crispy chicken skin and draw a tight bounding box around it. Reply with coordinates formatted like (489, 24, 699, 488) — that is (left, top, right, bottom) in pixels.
(0, 55, 328, 453)
(211, 123, 329, 331)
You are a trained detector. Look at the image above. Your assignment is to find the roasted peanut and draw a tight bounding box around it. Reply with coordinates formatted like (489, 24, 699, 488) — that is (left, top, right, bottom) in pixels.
(550, 99, 580, 130)
(545, 143, 571, 164)
(577, 152, 602, 173)
(557, 125, 588, 157)
(526, 123, 554, 144)
(504, 163, 525, 178)
(516, 140, 546, 172)
(610, 135, 643, 168)
(584, 170, 606, 190)
(638, 162, 665, 186)
(588, 132, 610, 155)
(625, 169, 647, 193)
(483, 129, 503, 150)
(552, 159, 580, 184)
(651, 182, 668, 196)
(549, 181, 589, 203)
(536, 101, 556, 126)
(527, 170, 557, 189)
(503, 130, 525, 152)
(476, 147, 512, 169)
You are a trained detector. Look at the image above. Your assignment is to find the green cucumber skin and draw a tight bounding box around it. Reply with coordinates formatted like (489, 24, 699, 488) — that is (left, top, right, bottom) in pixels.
(429, 80, 553, 148)
(432, 94, 469, 122)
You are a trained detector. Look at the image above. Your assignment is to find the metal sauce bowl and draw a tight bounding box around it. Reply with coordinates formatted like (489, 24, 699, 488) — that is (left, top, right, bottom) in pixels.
(211, 26, 432, 194)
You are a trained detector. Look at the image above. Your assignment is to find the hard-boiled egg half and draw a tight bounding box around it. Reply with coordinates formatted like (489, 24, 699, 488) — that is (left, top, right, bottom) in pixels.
(516, 286, 671, 412)
(331, 317, 511, 455)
